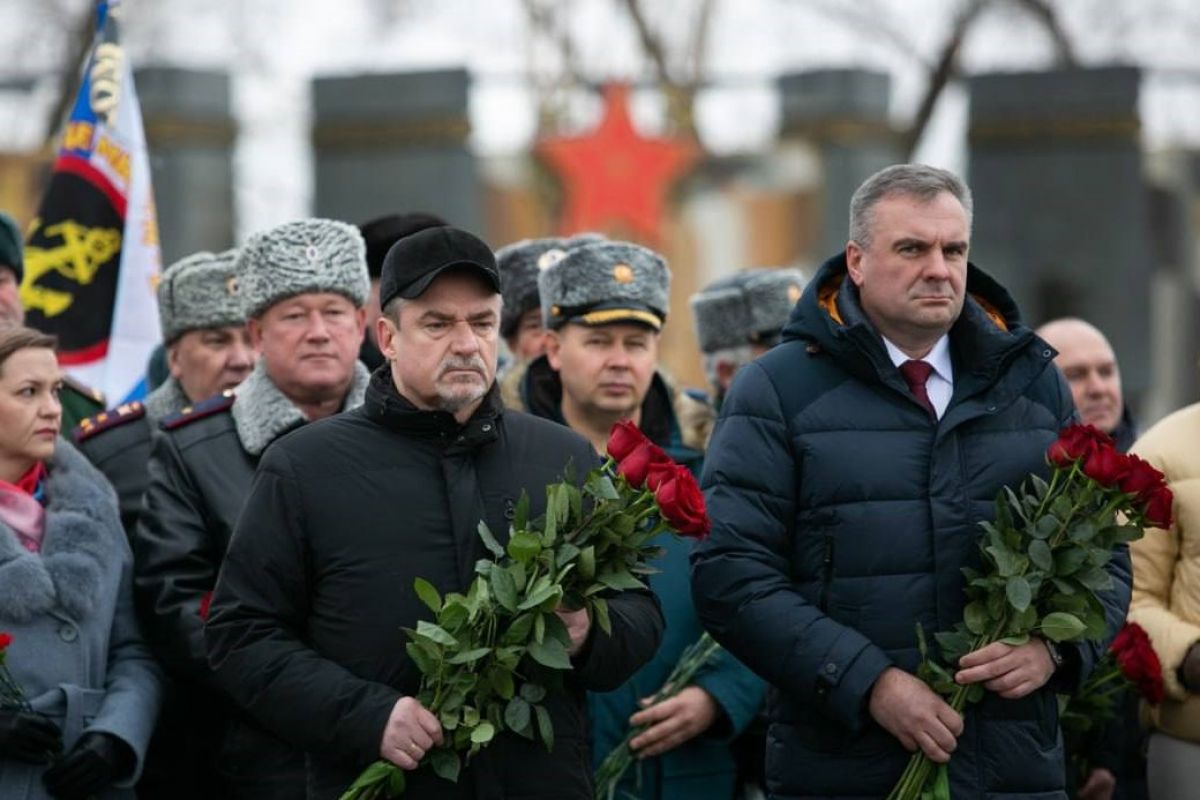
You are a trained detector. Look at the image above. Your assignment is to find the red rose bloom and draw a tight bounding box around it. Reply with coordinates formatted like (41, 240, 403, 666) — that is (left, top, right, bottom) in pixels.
(1141, 486, 1175, 530)
(645, 459, 676, 492)
(1081, 445, 1131, 488)
(1110, 622, 1164, 705)
(1119, 455, 1166, 499)
(0, 632, 11, 651)
(607, 420, 647, 462)
(654, 465, 710, 540)
(1047, 424, 1112, 468)
(617, 441, 671, 489)
(198, 591, 214, 621)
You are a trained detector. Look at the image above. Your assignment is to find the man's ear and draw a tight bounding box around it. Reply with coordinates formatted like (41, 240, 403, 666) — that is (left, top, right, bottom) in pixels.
(544, 330, 563, 371)
(246, 316, 264, 350)
(846, 240, 866, 287)
(377, 314, 399, 361)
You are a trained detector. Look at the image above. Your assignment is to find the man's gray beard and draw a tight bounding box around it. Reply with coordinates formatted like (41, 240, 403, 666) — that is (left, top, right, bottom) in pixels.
(434, 354, 490, 414)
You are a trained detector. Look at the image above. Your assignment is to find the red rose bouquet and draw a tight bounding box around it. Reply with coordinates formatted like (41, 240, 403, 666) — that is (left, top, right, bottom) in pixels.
(342, 421, 710, 799)
(0, 631, 34, 713)
(1061, 622, 1163, 786)
(890, 425, 1173, 799)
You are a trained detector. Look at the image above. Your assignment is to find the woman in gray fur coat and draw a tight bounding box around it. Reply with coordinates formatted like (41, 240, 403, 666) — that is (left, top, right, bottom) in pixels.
(0, 327, 162, 799)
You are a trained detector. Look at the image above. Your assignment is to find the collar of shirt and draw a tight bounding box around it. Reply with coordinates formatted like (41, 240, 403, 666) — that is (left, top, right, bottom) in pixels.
(881, 334, 954, 418)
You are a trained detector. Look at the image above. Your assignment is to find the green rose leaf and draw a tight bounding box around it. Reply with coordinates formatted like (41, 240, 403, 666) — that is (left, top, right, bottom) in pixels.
(448, 647, 492, 665)
(504, 696, 532, 735)
(520, 683, 547, 703)
(416, 621, 458, 647)
(592, 596, 612, 636)
(489, 667, 515, 700)
(1028, 539, 1054, 572)
(413, 578, 442, 614)
(1006, 576, 1032, 612)
(586, 472, 620, 501)
(986, 545, 1028, 578)
(1042, 611, 1087, 642)
(1054, 548, 1089, 577)
(1068, 521, 1098, 544)
(518, 582, 562, 611)
(470, 721, 496, 744)
(387, 765, 408, 794)
(597, 568, 646, 592)
(490, 566, 519, 613)
(508, 532, 543, 564)
(430, 748, 461, 783)
(1033, 515, 1059, 540)
(439, 602, 468, 631)
(1077, 568, 1113, 592)
(963, 601, 990, 635)
(535, 703, 555, 751)
(343, 760, 397, 793)
(578, 546, 596, 581)
(528, 637, 573, 670)
(405, 641, 438, 675)
(477, 521, 505, 559)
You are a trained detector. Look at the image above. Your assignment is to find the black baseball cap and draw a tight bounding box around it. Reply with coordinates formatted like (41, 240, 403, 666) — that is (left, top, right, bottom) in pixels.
(379, 226, 500, 307)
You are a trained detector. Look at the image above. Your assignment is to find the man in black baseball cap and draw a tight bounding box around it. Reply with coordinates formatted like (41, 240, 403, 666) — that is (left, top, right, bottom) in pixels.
(206, 224, 663, 799)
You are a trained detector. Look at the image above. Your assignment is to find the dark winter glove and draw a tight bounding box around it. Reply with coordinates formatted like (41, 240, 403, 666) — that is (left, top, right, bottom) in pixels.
(42, 731, 135, 800)
(0, 708, 62, 763)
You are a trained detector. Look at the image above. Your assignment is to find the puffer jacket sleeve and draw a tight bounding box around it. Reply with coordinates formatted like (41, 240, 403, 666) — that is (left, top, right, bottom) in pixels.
(87, 539, 164, 786)
(691, 361, 892, 731)
(1129, 430, 1199, 701)
(205, 444, 402, 764)
(132, 432, 220, 686)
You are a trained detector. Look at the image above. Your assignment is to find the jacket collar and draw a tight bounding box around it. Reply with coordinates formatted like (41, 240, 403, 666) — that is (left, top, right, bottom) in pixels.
(231, 359, 371, 456)
(0, 440, 123, 623)
(362, 364, 503, 449)
(143, 376, 190, 424)
(786, 252, 1042, 401)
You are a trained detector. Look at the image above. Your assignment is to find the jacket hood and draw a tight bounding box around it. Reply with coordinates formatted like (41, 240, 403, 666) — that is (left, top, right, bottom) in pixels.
(782, 252, 1044, 398)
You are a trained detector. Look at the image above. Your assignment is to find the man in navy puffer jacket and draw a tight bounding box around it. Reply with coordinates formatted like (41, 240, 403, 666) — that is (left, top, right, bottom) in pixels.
(691, 164, 1131, 799)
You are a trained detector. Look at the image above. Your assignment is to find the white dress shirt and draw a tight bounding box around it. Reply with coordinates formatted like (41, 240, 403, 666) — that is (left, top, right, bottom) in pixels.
(882, 334, 954, 419)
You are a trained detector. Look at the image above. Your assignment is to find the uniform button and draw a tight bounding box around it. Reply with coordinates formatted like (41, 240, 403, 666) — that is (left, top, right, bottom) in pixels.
(59, 624, 78, 643)
(1042, 349, 1053, 358)
(987, 405, 997, 413)
(481, 424, 492, 432)
(824, 662, 837, 675)
(456, 435, 465, 442)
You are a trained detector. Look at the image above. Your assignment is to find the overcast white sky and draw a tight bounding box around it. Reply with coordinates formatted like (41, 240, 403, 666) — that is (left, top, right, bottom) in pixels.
(4, 0, 1200, 236)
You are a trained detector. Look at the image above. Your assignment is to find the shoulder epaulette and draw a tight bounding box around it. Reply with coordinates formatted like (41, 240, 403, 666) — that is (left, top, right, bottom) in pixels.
(61, 374, 106, 406)
(159, 390, 236, 431)
(73, 401, 147, 443)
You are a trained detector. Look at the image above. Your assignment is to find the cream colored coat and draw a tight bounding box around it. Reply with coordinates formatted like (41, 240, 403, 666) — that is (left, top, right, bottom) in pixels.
(1129, 402, 1200, 742)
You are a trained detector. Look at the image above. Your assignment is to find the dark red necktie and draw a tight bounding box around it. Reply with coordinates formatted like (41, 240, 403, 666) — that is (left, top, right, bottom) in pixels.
(899, 360, 936, 419)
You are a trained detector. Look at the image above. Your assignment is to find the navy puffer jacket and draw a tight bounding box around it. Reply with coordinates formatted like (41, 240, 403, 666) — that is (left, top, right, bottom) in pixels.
(691, 254, 1132, 799)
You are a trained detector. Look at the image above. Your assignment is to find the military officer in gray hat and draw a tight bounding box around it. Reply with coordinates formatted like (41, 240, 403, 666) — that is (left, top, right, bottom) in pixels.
(503, 239, 765, 800)
(496, 233, 604, 366)
(690, 267, 805, 409)
(132, 218, 371, 799)
(74, 249, 254, 539)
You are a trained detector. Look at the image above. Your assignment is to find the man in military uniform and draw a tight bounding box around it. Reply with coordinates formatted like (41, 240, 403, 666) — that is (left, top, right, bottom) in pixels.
(0, 210, 106, 428)
(133, 218, 371, 799)
(357, 212, 446, 370)
(496, 233, 604, 367)
(504, 240, 765, 800)
(74, 249, 253, 539)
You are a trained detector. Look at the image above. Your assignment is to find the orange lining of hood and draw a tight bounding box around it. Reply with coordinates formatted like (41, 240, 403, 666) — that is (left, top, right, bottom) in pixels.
(817, 272, 1009, 333)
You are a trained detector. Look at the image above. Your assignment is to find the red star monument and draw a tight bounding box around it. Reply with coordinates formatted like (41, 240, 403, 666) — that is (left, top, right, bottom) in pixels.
(536, 84, 700, 244)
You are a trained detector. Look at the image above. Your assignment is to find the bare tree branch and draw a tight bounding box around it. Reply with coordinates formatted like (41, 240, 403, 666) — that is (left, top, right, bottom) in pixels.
(800, 0, 933, 71)
(685, 0, 717, 90)
(1009, 0, 1079, 67)
(621, 0, 676, 86)
(902, 0, 987, 159)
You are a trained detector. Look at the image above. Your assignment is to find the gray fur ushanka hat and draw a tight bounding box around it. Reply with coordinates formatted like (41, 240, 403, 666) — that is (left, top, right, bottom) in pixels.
(236, 218, 369, 318)
(157, 249, 244, 342)
(690, 267, 805, 353)
(538, 240, 670, 331)
(496, 233, 605, 338)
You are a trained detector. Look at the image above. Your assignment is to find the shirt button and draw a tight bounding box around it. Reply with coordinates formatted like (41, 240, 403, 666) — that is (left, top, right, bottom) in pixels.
(59, 624, 78, 643)
(824, 663, 837, 675)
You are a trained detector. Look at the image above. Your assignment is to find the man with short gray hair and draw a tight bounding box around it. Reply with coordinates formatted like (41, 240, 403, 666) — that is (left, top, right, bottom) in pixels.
(693, 163, 1131, 797)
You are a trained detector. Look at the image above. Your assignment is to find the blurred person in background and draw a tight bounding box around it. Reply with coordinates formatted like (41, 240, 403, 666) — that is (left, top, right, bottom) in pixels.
(356, 212, 447, 370)
(0, 326, 161, 800)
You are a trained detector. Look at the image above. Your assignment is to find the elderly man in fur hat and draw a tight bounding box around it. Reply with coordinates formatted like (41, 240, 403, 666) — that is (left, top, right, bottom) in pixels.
(74, 249, 254, 538)
(503, 240, 764, 800)
(132, 219, 371, 799)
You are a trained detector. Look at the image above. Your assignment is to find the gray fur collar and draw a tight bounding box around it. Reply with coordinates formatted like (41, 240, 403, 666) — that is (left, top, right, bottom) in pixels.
(143, 377, 190, 423)
(230, 360, 371, 456)
(0, 440, 123, 623)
